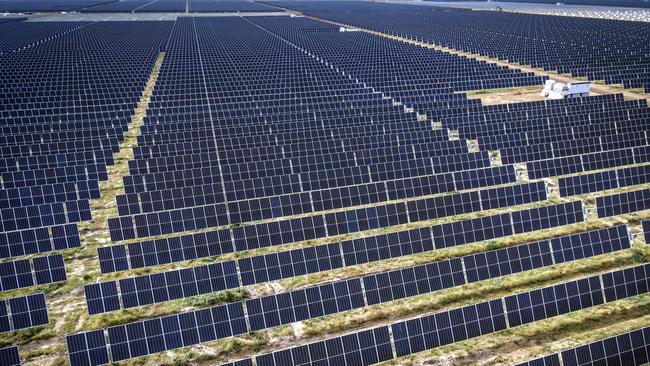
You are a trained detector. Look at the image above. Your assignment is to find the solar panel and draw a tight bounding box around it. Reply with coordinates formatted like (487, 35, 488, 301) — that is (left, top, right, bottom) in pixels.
(596, 188, 650, 218)
(560, 327, 650, 366)
(363, 259, 465, 305)
(432, 213, 512, 249)
(66, 330, 109, 366)
(405, 191, 480, 223)
(391, 299, 507, 357)
(9, 293, 49, 330)
(0, 200, 91, 232)
(478, 181, 548, 210)
(33, 254, 67, 285)
(239, 243, 343, 286)
(0, 258, 33, 292)
(342, 227, 433, 267)
(256, 326, 393, 366)
(0, 300, 10, 333)
(117, 261, 239, 311)
(246, 278, 364, 331)
(618, 165, 650, 188)
(0, 346, 21, 366)
(0, 224, 80, 259)
(453, 165, 517, 191)
(84, 281, 121, 316)
(519, 325, 650, 366)
(601, 264, 650, 302)
(558, 170, 618, 197)
(551, 225, 631, 264)
(515, 354, 561, 366)
(97, 245, 129, 273)
(504, 276, 603, 327)
(511, 201, 585, 234)
(464, 240, 553, 283)
(108, 302, 247, 362)
(125, 229, 233, 272)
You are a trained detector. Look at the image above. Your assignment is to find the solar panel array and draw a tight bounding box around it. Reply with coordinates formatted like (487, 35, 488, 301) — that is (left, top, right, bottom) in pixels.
(2, 4, 648, 365)
(98, 197, 591, 276)
(94, 222, 626, 314)
(69, 224, 632, 364)
(517, 325, 650, 366)
(80, 0, 279, 13)
(0, 18, 173, 366)
(68, 263, 650, 365)
(0, 0, 115, 12)
(253, 263, 650, 366)
(54, 14, 650, 365)
(272, 1, 650, 95)
(0, 19, 173, 266)
(596, 188, 650, 217)
(105, 15, 548, 248)
(484, 0, 650, 7)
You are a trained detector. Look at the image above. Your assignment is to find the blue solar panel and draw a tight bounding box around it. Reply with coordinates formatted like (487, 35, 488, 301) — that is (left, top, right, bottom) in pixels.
(363, 259, 464, 305)
(84, 281, 120, 316)
(0, 345, 21, 366)
(601, 264, 650, 302)
(0, 258, 32, 291)
(9, 292, 49, 330)
(518, 325, 650, 366)
(516, 354, 561, 366)
(66, 330, 109, 366)
(511, 201, 585, 234)
(107, 302, 247, 362)
(33, 254, 67, 285)
(391, 299, 507, 357)
(505, 276, 603, 327)
(0, 300, 10, 333)
(596, 188, 650, 218)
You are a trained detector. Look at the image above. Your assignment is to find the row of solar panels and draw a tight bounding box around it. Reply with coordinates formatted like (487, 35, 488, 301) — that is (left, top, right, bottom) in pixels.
(0, 22, 168, 365)
(0, 223, 80, 259)
(107, 170, 650, 246)
(97, 199, 588, 278)
(252, 262, 650, 366)
(67, 262, 650, 366)
(0, 19, 182, 366)
(517, 324, 650, 366)
(109, 135, 648, 223)
(108, 167, 542, 239)
(106, 174, 551, 243)
(86, 224, 630, 315)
